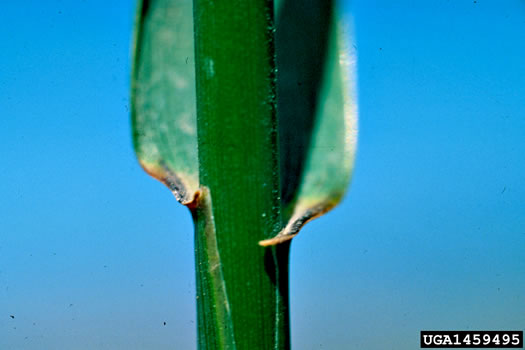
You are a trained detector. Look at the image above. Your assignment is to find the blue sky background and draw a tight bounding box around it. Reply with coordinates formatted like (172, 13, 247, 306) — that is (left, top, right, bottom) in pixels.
(1, 1, 524, 349)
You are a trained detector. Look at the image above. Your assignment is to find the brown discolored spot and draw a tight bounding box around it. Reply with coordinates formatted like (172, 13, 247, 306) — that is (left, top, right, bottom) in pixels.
(259, 201, 334, 246)
(138, 160, 199, 206)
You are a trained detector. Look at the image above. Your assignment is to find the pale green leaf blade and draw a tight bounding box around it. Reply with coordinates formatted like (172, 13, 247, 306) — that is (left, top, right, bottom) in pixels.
(131, 0, 199, 205)
(261, 3, 357, 246)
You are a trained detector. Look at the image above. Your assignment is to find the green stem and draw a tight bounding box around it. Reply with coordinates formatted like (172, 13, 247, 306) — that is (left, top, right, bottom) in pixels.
(192, 0, 290, 349)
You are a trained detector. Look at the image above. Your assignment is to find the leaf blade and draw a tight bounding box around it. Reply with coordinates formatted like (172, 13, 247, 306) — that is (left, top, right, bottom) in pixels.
(261, 3, 357, 246)
(131, 0, 199, 205)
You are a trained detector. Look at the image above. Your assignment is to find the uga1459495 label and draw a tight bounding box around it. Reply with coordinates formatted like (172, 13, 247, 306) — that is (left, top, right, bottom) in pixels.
(420, 331, 523, 348)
